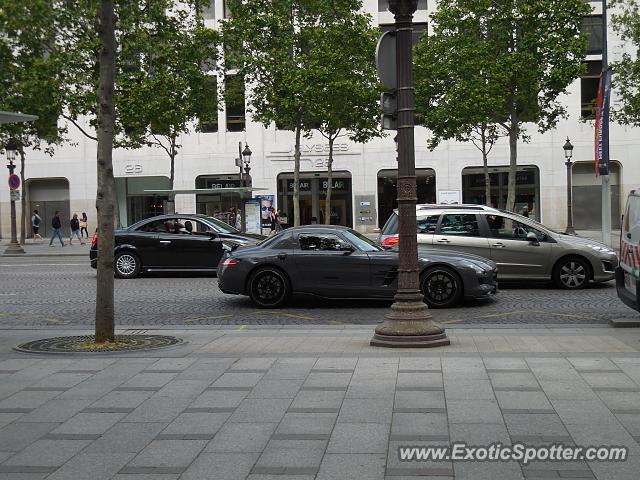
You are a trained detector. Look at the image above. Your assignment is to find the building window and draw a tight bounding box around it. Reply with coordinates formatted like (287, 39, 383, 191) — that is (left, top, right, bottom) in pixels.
(202, 1, 215, 20)
(581, 60, 602, 120)
(379, 0, 427, 12)
(582, 15, 603, 55)
(225, 74, 245, 132)
(198, 75, 218, 133)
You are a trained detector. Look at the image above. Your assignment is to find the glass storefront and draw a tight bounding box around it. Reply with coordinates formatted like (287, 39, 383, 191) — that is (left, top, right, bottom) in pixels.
(195, 175, 244, 226)
(572, 161, 621, 230)
(115, 176, 170, 227)
(277, 172, 353, 227)
(462, 166, 540, 220)
(377, 169, 436, 228)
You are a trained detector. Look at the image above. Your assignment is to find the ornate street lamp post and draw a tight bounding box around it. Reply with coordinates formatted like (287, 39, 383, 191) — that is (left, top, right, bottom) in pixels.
(237, 142, 252, 233)
(4, 140, 25, 255)
(371, 0, 449, 348)
(563, 137, 575, 235)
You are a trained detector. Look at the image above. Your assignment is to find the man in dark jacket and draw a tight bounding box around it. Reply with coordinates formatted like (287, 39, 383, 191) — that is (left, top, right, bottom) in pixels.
(49, 211, 64, 247)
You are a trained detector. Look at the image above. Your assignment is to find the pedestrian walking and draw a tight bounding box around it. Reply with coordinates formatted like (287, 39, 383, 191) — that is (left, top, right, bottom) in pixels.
(69, 213, 85, 245)
(49, 211, 64, 247)
(31, 209, 42, 242)
(80, 212, 89, 238)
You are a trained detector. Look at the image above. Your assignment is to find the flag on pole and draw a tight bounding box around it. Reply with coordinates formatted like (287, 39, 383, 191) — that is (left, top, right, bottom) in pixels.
(595, 69, 612, 177)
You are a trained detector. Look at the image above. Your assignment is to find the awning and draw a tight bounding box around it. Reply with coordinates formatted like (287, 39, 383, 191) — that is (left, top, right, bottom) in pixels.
(0, 111, 38, 124)
(144, 187, 269, 197)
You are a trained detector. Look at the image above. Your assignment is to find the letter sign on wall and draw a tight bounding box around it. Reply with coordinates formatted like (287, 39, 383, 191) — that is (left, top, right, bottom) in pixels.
(124, 164, 143, 175)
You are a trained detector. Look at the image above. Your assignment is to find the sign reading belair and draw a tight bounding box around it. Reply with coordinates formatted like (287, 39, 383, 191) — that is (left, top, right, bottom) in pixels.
(266, 143, 358, 168)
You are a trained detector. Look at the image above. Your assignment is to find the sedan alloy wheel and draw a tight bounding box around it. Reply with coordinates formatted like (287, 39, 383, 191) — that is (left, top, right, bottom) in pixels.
(249, 268, 290, 308)
(114, 252, 141, 279)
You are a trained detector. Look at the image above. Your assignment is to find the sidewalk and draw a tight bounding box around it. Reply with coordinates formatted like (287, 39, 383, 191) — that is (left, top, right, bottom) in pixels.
(1, 325, 640, 479)
(1, 239, 90, 257)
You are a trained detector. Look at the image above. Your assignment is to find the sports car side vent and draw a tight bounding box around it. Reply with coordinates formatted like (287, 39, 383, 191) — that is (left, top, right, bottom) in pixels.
(383, 268, 398, 286)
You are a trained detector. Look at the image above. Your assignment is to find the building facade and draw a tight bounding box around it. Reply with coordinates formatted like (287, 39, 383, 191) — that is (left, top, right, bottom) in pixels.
(1, 0, 637, 239)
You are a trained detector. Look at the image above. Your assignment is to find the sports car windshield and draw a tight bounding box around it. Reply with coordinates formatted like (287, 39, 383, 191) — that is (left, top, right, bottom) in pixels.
(342, 229, 384, 252)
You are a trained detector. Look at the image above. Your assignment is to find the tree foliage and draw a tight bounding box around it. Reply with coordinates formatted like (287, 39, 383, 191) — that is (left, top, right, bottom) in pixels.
(611, 0, 640, 126)
(415, 0, 590, 211)
(223, 0, 378, 226)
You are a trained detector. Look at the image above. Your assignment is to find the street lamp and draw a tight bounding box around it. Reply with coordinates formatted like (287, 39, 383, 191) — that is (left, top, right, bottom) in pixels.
(371, 0, 449, 348)
(563, 137, 575, 235)
(242, 143, 252, 184)
(4, 139, 25, 254)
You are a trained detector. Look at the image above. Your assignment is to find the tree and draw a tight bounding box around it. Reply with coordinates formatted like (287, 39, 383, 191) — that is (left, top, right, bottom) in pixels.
(224, 0, 373, 226)
(117, 1, 219, 190)
(414, 0, 590, 212)
(0, 1, 68, 244)
(611, 0, 640, 125)
(304, 11, 381, 224)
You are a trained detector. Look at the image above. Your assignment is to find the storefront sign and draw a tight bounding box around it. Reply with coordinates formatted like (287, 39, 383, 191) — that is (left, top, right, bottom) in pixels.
(438, 190, 461, 205)
(286, 178, 350, 192)
(124, 164, 143, 175)
(206, 181, 241, 189)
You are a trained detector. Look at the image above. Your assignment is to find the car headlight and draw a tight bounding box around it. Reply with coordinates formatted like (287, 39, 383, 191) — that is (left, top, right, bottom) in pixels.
(587, 244, 615, 255)
(462, 262, 486, 275)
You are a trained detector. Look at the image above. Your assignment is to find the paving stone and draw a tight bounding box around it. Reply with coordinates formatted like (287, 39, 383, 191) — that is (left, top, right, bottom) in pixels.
(313, 358, 358, 371)
(83, 422, 166, 454)
(155, 380, 210, 400)
(161, 412, 231, 435)
(121, 373, 178, 389)
(254, 439, 326, 471)
(229, 398, 291, 423)
(345, 381, 397, 399)
(113, 475, 179, 480)
(205, 422, 277, 453)
(579, 372, 638, 389)
(44, 453, 134, 480)
(550, 399, 618, 425)
(444, 380, 495, 400)
(17, 399, 92, 423)
(386, 440, 453, 476)
(189, 389, 248, 409)
(565, 423, 640, 456)
(595, 391, 640, 411)
(614, 413, 640, 435)
(447, 400, 503, 424)
(483, 358, 529, 371)
(442, 358, 487, 380)
(246, 475, 314, 480)
(449, 423, 511, 445)
(303, 373, 352, 389)
(0, 423, 58, 451)
(398, 358, 442, 371)
(248, 379, 304, 399)
(275, 412, 337, 436)
(538, 381, 599, 401)
(337, 398, 393, 424)
(125, 439, 207, 469)
(586, 454, 640, 480)
(568, 357, 620, 371)
(394, 390, 445, 410)
(27, 373, 90, 390)
(396, 373, 443, 389)
(0, 391, 60, 410)
(89, 390, 154, 409)
(454, 461, 524, 480)
(181, 452, 259, 480)
(146, 359, 196, 371)
(210, 373, 264, 389)
(0, 469, 54, 478)
(231, 358, 276, 371)
(503, 413, 569, 437)
(51, 412, 124, 435)
(495, 391, 553, 411)
(290, 391, 345, 410)
(391, 412, 449, 436)
(327, 423, 389, 454)
(316, 453, 385, 480)
(489, 372, 541, 390)
(122, 396, 190, 423)
(0, 413, 22, 429)
(2, 440, 91, 467)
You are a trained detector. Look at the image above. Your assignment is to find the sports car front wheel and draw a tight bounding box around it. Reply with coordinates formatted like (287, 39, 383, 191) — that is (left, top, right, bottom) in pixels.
(248, 267, 291, 308)
(421, 266, 463, 308)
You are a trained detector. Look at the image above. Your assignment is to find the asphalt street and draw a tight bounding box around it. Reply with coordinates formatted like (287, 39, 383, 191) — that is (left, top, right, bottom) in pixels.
(0, 256, 636, 328)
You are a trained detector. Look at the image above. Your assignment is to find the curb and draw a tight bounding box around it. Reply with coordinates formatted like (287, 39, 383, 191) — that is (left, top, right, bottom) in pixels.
(1, 253, 87, 257)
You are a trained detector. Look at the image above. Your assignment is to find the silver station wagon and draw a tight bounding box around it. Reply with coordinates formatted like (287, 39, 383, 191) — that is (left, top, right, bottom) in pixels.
(379, 205, 617, 289)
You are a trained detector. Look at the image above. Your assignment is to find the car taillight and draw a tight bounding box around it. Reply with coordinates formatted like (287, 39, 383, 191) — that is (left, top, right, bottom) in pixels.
(91, 233, 98, 245)
(381, 236, 399, 246)
(222, 258, 239, 267)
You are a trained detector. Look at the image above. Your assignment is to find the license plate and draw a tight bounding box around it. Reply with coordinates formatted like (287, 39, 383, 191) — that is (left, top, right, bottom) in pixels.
(625, 272, 637, 296)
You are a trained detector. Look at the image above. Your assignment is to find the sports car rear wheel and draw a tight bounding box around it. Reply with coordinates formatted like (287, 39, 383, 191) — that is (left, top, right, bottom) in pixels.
(421, 267, 463, 308)
(248, 267, 290, 308)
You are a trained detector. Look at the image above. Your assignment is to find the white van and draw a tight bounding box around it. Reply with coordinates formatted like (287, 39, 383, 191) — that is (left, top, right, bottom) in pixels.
(617, 190, 640, 310)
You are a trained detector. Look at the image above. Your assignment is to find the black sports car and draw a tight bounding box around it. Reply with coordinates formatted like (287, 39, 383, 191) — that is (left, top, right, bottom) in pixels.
(218, 225, 498, 308)
(90, 214, 264, 278)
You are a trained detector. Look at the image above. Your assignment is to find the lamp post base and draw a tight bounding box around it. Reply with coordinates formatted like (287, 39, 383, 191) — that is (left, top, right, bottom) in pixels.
(4, 242, 25, 254)
(371, 292, 450, 348)
(565, 226, 575, 235)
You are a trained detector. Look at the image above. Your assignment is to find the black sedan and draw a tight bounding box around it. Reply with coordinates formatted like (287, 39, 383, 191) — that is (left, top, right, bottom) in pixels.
(90, 214, 264, 278)
(218, 225, 497, 308)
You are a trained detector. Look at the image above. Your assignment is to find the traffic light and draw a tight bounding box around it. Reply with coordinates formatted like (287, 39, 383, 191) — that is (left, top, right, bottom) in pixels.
(380, 91, 397, 130)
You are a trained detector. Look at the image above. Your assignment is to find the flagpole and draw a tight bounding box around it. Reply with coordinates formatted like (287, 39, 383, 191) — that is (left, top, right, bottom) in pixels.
(601, 0, 612, 247)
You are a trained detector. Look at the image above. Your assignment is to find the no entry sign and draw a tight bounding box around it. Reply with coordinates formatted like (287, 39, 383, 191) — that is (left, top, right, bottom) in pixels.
(8, 174, 20, 190)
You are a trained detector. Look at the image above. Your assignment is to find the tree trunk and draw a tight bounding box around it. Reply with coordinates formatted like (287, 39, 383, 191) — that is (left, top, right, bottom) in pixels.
(324, 136, 334, 225)
(293, 122, 301, 227)
(481, 130, 491, 207)
(19, 149, 26, 244)
(506, 113, 518, 213)
(169, 136, 176, 191)
(95, 0, 117, 343)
